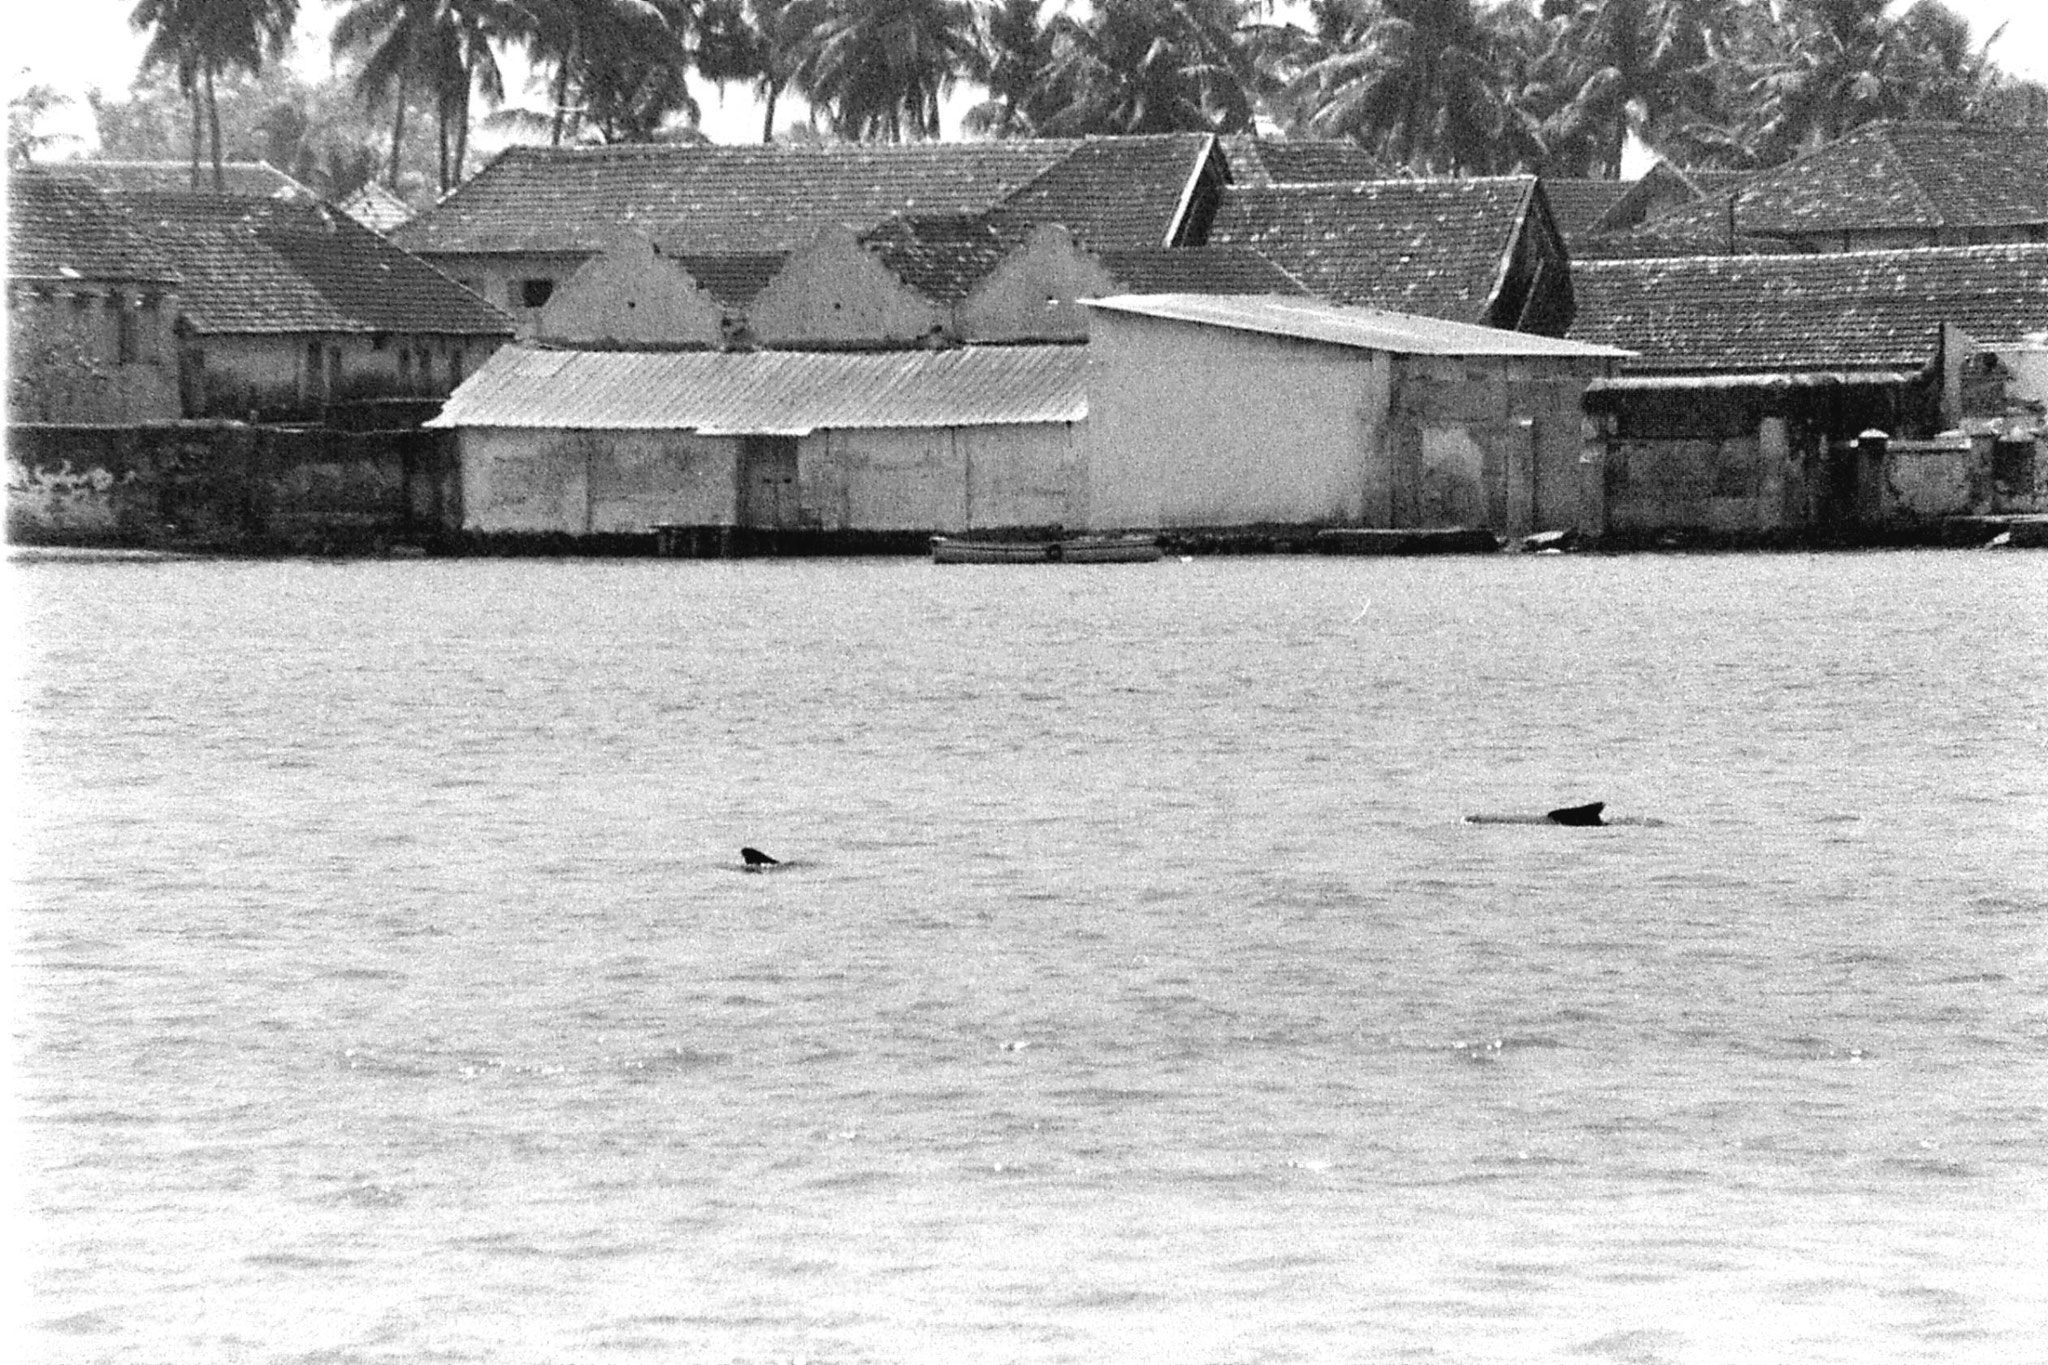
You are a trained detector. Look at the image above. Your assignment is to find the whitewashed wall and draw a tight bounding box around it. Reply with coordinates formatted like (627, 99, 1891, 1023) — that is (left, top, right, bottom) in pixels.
(1083, 310, 1390, 529)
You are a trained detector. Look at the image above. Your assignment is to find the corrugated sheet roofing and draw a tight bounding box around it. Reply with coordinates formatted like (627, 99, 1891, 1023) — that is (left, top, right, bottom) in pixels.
(1086, 294, 1631, 358)
(7, 171, 179, 284)
(431, 343, 1089, 432)
(111, 191, 513, 336)
(1571, 244, 2048, 373)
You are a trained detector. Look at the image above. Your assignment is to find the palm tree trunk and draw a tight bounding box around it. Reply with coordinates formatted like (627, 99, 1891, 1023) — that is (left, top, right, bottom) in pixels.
(205, 63, 224, 193)
(761, 79, 780, 143)
(188, 84, 202, 191)
(452, 53, 476, 187)
(550, 34, 577, 147)
(389, 70, 410, 189)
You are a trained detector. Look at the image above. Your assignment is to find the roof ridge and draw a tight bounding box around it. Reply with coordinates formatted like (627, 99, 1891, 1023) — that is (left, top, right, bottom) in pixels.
(1874, 124, 1950, 230)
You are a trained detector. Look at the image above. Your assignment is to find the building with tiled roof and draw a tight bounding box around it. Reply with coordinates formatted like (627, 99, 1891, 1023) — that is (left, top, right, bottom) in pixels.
(393, 139, 1082, 331)
(396, 136, 1252, 336)
(1570, 244, 2048, 376)
(56, 158, 317, 200)
(394, 140, 1080, 258)
(110, 191, 511, 420)
(7, 170, 183, 423)
(1591, 123, 2048, 256)
(1209, 176, 1575, 333)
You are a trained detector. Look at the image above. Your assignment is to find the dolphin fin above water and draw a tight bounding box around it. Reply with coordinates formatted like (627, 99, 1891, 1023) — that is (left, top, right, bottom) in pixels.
(739, 846, 780, 869)
(1466, 801, 1658, 826)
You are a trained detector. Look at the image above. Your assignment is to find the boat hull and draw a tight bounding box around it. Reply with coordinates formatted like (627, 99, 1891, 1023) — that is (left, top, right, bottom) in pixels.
(930, 536, 1162, 565)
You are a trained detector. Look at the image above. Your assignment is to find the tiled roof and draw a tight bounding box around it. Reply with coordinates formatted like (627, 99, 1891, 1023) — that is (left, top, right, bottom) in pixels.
(1219, 136, 1384, 186)
(1094, 246, 1308, 296)
(860, 213, 1030, 304)
(1574, 222, 1801, 260)
(431, 342, 1088, 432)
(992, 134, 1216, 248)
(1086, 294, 1631, 359)
(1569, 244, 2048, 373)
(393, 140, 1080, 257)
(7, 171, 179, 284)
(111, 192, 512, 336)
(1541, 178, 1636, 245)
(55, 158, 316, 200)
(1209, 177, 1537, 322)
(1606, 122, 2048, 246)
(337, 181, 414, 234)
(669, 252, 788, 310)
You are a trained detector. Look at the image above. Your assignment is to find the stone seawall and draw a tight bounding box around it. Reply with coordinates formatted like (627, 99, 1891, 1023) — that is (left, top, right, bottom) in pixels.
(6, 422, 459, 553)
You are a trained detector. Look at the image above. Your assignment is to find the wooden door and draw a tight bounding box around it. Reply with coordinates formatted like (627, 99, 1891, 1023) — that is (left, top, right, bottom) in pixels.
(738, 436, 800, 529)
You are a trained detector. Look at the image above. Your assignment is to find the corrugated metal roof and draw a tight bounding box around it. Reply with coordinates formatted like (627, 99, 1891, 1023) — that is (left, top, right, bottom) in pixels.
(1085, 294, 1633, 358)
(430, 344, 1089, 432)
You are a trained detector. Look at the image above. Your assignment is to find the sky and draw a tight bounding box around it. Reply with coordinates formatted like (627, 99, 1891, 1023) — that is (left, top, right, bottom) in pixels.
(8, 0, 2047, 157)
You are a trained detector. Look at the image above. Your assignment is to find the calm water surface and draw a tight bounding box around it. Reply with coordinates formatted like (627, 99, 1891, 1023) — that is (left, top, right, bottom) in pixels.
(10, 551, 2048, 1364)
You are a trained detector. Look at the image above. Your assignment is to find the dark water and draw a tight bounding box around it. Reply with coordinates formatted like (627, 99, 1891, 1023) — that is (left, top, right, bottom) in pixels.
(11, 551, 2048, 1363)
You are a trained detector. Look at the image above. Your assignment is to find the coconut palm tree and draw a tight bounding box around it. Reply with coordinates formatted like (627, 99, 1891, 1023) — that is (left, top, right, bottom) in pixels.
(1518, 0, 1730, 178)
(962, 0, 1054, 136)
(787, 0, 984, 142)
(697, 0, 828, 141)
(131, 0, 299, 190)
(1736, 0, 1967, 163)
(1286, 0, 1518, 173)
(331, 0, 442, 187)
(1035, 0, 1269, 136)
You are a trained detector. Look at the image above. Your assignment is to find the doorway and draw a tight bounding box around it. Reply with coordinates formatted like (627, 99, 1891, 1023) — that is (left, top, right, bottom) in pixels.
(738, 436, 801, 529)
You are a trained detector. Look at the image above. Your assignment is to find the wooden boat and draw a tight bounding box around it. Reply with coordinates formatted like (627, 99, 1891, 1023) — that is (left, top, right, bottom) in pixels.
(929, 534, 1163, 565)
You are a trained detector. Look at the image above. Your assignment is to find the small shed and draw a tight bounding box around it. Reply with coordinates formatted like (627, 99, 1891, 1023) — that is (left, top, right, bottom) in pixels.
(1081, 294, 1629, 536)
(429, 343, 1088, 537)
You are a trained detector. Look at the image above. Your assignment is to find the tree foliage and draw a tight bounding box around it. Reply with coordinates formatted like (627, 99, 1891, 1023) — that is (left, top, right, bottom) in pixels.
(101, 0, 2046, 186)
(130, 0, 300, 189)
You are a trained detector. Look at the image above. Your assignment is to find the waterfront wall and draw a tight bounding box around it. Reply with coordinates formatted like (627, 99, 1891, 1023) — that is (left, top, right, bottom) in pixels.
(5, 422, 458, 551)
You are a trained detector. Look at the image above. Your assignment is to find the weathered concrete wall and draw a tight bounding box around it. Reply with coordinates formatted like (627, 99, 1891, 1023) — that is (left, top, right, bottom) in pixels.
(1389, 355, 1606, 536)
(1989, 436, 2046, 512)
(1084, 310, 1610, 535)
(6, 422, 456, 549)
(750, 229, 944, 347)
(1083, 310, 1388, 530)
(959, 225, 1113, 343)
(538, 235, 725, 347)
(7, 281, 181, 424)
(457, 427, 741, 534)
(800, 423, 1081, 532)
(423, 251, 591, 339)
(183, 333, 504, 422)
(1881, 437, 1980, 521)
